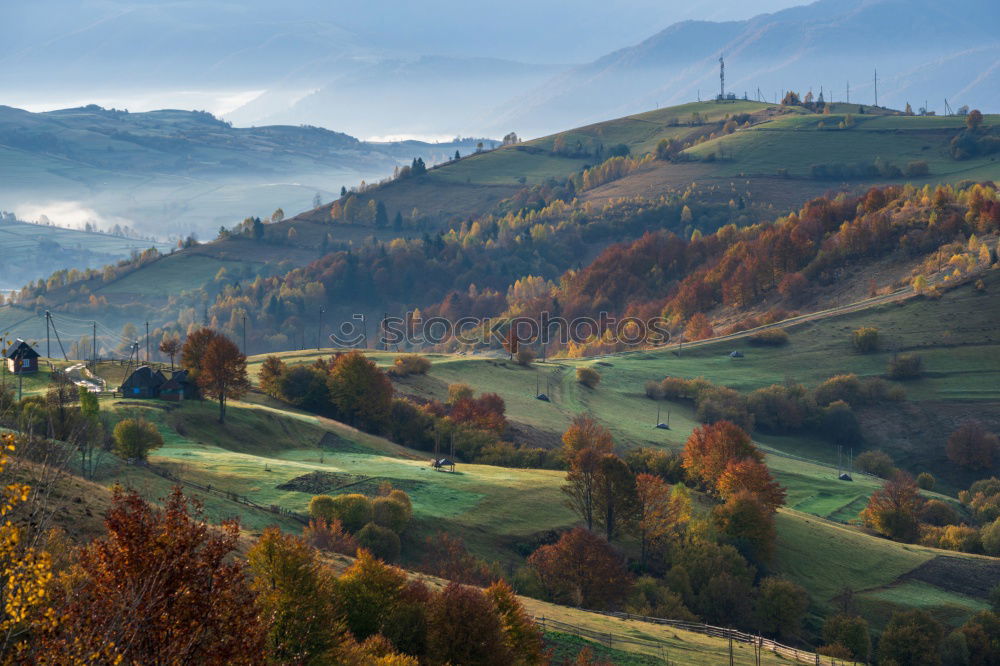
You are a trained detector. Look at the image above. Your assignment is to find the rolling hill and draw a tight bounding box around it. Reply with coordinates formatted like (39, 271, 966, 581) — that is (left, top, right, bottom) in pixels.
(0, 104, 495, 240)
(497, 0, 1000, 136)
(0, 213, 173, 291)
(4, 99, 998, 364)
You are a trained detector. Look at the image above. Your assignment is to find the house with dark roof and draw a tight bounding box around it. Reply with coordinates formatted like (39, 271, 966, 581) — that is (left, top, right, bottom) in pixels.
(159, 369, 196, 401)
(5, 340, 39, 374)
(120, 366, 168, 398)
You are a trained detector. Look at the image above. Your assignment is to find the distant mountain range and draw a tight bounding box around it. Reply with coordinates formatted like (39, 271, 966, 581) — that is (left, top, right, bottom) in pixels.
(0, 105, 492, 239)
(496, 0, 1000, 136)
(0, 0, 804, 138)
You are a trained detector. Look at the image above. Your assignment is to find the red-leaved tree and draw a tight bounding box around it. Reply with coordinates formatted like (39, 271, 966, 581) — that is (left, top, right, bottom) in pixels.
(36, 487, 264, 664)
(527, 527, 630, 609)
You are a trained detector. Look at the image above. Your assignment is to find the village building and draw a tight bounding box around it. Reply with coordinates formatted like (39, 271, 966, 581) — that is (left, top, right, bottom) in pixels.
(5, 340, 39, 374)
(121, 365, 196, 400)
(120, 366, 168, 398)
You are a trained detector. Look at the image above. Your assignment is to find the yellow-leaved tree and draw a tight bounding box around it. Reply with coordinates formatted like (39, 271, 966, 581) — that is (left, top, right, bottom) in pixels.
(0, 433, 55, 658)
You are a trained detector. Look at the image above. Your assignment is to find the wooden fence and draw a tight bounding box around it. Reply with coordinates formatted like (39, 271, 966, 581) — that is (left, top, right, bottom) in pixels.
(136, 460, 310, 525)
(573, 610, 861, 665)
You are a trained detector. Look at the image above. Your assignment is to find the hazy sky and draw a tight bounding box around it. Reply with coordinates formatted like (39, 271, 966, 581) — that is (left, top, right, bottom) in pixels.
(0, 0, 810, 117)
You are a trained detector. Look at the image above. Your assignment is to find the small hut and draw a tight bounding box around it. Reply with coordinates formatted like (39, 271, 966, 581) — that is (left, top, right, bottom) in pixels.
(120, 366, 167, 398)
(432, 458, 456, 472)
(5, 340, 39, 374)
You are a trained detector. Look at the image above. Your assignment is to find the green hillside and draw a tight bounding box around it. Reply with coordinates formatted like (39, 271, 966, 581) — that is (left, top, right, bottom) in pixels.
(684, 111, 1000, 181)
(0, 218, 172, 291)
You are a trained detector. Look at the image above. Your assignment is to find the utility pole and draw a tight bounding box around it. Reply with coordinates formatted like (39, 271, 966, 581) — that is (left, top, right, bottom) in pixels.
(243, 314, 247, 355)
(874, 67, 878, 107)
(145, 321, 149, 363)
(361, 315, 368, 349)
(45, 311, 50, 359)
(92, 321, 97, 370)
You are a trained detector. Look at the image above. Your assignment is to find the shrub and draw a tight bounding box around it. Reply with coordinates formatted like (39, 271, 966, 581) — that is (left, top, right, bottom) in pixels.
(626, 576, 697, 621)
(814, 374, 864, 407)
(277, 365, 329, 410)
(855, 450, 896, 478)
(576, 367, 601, 388)
(747, 384, 816, 433)
(982, 519, 1000, 556)
(916, 472, 935, 490)
(940, 525, 981, 553)
(746, 329, 789, 346)
(888, 353, 923, 379)
(920, 499, 958, 526)
(822, 400, 862, 445)
(372, 496, 411, 534)
(821, 614, 871, 662)
(308, 495, 337, 520)
(695, 386, 754, 431)
(755, 577, 810, 640)
(303, 518, 358, 556)
(324, 493, 372, 533)
(905, 160, 930, 177)
(514, 347, 536, 366)
(112, 417, 164, 461)
(962, 478, 1000, 523)
(644, 380, 664, 399)
(447, 383, 474, 405)
(392, 355, 431, 377)
(355, 522, 401, 562)
(852, 327, 879, 353)
(947, 422, 999, 470)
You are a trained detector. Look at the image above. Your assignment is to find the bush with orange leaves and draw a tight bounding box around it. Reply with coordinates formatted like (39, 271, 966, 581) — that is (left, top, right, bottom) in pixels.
(35, 486, 265, 664)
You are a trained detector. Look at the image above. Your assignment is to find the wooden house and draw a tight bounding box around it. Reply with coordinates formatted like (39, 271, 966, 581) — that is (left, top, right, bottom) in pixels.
(159, 370, 196, 401)
(5, 340, 39, 374)
(120, 366, 167, 398)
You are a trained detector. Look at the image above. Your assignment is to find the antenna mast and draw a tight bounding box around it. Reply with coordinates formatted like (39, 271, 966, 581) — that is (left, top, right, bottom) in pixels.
(874, 67, 878, 107)
(719, 55, 725, 100)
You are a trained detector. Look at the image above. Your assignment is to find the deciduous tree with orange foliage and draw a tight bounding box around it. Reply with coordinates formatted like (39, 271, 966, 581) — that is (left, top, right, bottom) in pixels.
(593, 453, 638, 541)
(946, 421, 999, 470)
(562, 416, 617, 531)
(684, 312, 714, 341)
(198, 333, 250, 423)
(36, 486, 264, 664)
(716, 458, 786, 511)
(712, 490, 778, 563)
(635, 473, 691, 568)
(180, 326, 221, 387)
(486, 580, 547, 665)
(562, 414, 614, 459)
(328, 351, 394, 432)
(682, 420, 762, 490)
(527, 527, 630, 609)
(862, 473, 924, 542)
(426, 582, 511, 666)
(449, 392, 507, 434)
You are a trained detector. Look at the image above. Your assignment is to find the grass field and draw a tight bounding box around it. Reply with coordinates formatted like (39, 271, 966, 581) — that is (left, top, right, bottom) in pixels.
(84, 372, 990, 634)
(683, 111, 1000, 181)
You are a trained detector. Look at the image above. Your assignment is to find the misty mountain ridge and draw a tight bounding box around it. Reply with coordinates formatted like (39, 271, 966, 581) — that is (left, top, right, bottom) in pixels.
(494, 0, 1000, 135)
